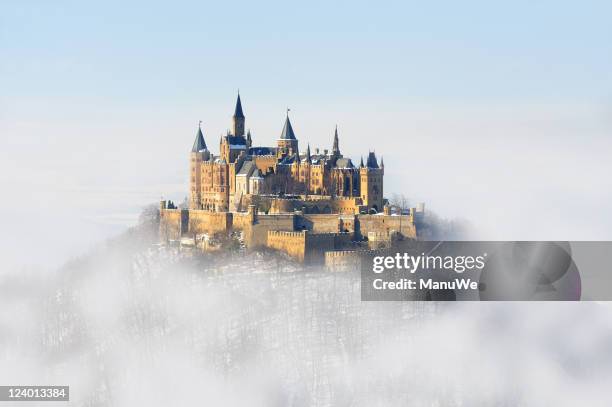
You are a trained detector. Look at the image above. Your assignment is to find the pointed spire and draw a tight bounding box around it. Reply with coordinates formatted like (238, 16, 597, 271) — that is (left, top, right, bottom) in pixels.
(332, 124, 340, 155)
(366, 151, 379, 168)
(306, 143, 312, 163)
(191, 121, 207, 152)
(360, 156, 364, 167)
(234, 91, 244, 118)
(280, 114, 296, 140)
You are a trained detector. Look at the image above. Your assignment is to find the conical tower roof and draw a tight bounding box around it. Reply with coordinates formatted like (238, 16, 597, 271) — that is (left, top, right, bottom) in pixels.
(191, 123, 207, 152)
(280, 115, 296, 140)
(234, 92, 244, 118)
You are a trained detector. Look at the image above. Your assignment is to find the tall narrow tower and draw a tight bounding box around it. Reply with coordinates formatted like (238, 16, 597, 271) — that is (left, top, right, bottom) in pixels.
(360, 151, 384, 212)
(277, 111, 299, 158)
(231, 92, 245, 137)
(190, 122, 210, 209)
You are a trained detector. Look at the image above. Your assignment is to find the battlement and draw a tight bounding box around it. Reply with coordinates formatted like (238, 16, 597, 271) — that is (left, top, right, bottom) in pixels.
(324, 248, 392, 271)
(268, 230, 307, 239)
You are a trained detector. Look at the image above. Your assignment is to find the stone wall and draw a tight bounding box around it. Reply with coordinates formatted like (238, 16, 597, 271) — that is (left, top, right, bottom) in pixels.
(159, 209, 187, 241)
(298, 214, 342, 233)
(187, 210, 232, 235)
(250, 214, 296, 248)
(324, 250, 363, 272)
(357, 214, 416, 239)
(324, 248, 392, 271)
(161, 207, 418, 254)
(266, 231, 354, 263)
(267, 231, 307, 262)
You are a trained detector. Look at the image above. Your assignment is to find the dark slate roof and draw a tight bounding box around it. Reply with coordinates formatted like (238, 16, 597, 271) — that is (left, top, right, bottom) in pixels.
(366, 151, 379, 168)
(249, 146, 277, 156)
(226, 135, 246, 145)
(280, 116, 296, 140)
(234, 93, 244, 118)
(335, 157, 354, 168)
(237, 160, 255, 176)
(309, 154, 327, 165)
(191, 126, 207, 152)
(279, 154, 298, 165)
(333, 126, 340, 153)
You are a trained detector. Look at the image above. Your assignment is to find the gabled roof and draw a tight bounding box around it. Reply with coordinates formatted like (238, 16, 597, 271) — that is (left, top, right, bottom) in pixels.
(191, 125, 207, 152)
(236, 160, 256, 176)
(280, 116, 296, 140)
(234, 93, 244, 118)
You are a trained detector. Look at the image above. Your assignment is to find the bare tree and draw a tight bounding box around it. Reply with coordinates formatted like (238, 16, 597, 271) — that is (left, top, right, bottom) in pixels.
(390, 193, 410, 236)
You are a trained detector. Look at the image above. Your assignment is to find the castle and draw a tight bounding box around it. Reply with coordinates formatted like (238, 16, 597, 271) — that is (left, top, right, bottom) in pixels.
(189, 93, 384, 214)
(160, 93, 422, 263)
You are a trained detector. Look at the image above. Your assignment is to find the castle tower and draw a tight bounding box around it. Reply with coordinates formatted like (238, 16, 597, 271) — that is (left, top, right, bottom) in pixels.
(231, 92, 245, 137)
(221, 93, 248, 163)
(277, 111, 299, 158)
(359, 151, 384, 212)
(190, 122, 210, 209)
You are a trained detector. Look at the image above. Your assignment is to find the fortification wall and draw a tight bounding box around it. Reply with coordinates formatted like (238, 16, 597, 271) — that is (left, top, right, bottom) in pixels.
(304, 233, 335, 263)
(324, 250, 362, 271)
(297, 214, 341, 233)
(332, 197, 362, 215)
(324, 248, 392, 271)
(267, 231, 353, 263)
(187, 210, 232, 235)
(250, 214, 296, 248)
(159, 209, 187, 241)
(267, 231, 307, 262)
(357, 214, 416, 239)
(232, 211, 254, 230)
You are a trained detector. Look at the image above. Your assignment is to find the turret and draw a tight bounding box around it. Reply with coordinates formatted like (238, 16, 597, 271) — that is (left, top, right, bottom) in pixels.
(277, 110, 299, 158)
(360, 151, 384, 212)
(190, 122, 210, 209)
(231, 91, 245, 137)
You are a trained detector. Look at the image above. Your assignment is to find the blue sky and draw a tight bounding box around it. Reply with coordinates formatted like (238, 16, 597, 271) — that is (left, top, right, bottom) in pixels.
(3, 0, 611, 105)
(1, 0, 612, 268)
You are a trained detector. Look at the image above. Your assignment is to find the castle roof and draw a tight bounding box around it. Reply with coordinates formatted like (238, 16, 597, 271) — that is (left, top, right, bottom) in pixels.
(366, 151, 379, 168)
(225, 135, 246, 146)
(191, 125, 207, 152)
(234, 93, 244, 118)
(279, 116, 297, 140)
(249, 146, 277, 156)
(279, 154, 298, 165)
(236, 160, 256, 176)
